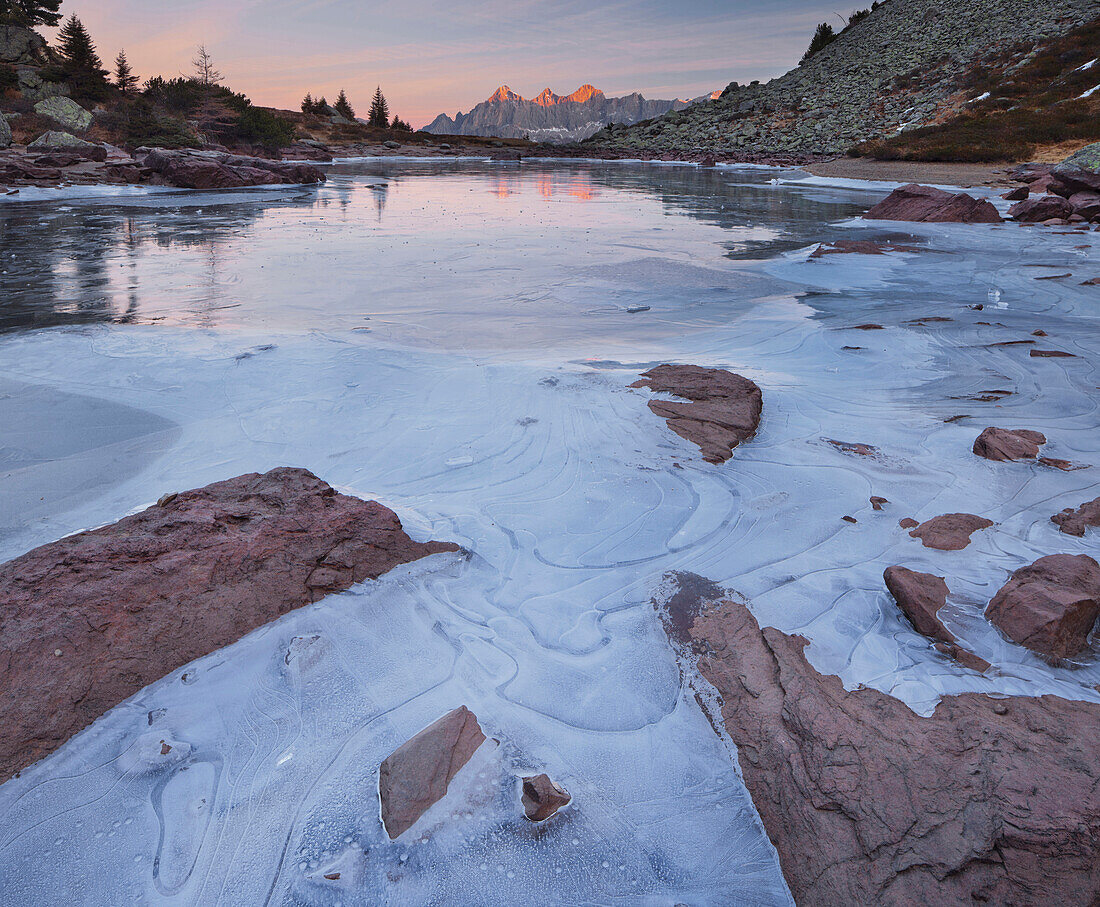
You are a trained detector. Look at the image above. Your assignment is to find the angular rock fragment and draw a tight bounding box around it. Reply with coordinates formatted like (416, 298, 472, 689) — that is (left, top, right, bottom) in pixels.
(899, 517, 918, 529)
(1009, 195, 1074, 223)
(1030, 348, 1076, 357)
(985, 554, 1100, 659)
(908, 513, 993, 550)
(378, 706, 488, 839)
(657, 574, 1100, 905)
(521, 773, 572, 821)
(864, 183, 1001, 223)
(870, 496, 888, 511)
(972, 426, 1046, 461)
(0, 467, 458, 781)
(1052, 496, 1100, 537)
(631, 364, 762, 464)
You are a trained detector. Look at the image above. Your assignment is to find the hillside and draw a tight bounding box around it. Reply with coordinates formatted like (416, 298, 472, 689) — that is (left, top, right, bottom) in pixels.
(587, 0, 1098, 157)
(424, 84, 702, 143)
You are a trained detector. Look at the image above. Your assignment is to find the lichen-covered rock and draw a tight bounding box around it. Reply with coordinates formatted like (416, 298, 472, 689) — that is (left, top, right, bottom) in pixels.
(908, 512, 993, 550)
(33, 96, 93, 132)
(972, 426, 1046, 461)
(0, 114, 10, 149)
(985, 553, 1100, 659)
(1050, 141, 1100, 196)
(0, 467, 458, 781)
(27, 130, 100, 152)
(657, 573, 1100, 906)
(0, 25, 48, 65)
(865, 183, 1001, 223)
(1052, 496, 1100, 537)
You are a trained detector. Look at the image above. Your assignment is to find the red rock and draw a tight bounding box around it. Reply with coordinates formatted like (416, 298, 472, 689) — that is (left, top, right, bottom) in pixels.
(864, 183, 1001, 223)
(1032, 329, 1048, 336)
(852, 323, 884, 330)
(378, 706, 488, 839)
(1001, 185, 1028, 201)
(141, 149, 325, 189)
(631, 364, 762, 464)
(972, 426, 1046, 461)
(657, 574, 1100, 905)
(521, 773, 571, 821)
(809, 240, 923, 257)
(1052, 496, 1100, 537)
(870, 496, 888, 511)
(908, 513, 993, 550)
(826, 439, 877, 456)
(1068, 191, 1100, 220)
(841, 515, 858, 524)
(899, 517, 919, 529)
(1030, 348, 1077, 358)
(1009, 195, 1074, 223)
(0, 467, 458, 781)
(986, 554, 1100, 659)
(1037, 456, 1085, 471)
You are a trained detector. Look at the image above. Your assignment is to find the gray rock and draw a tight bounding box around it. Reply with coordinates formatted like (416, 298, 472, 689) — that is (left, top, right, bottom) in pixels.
(0, 114, 10, 149)
(383, 140, 401, 149)
(17, 67, 68, 102)
(34, 97, 92, 132)
(0, 25, 48, 66)
(27, 131, 99, 151)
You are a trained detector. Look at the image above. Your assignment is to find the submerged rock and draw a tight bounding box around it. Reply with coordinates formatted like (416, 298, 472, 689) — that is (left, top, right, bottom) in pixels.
(985, 554, 1100, 659)
(521, 773, 571, 821)
(378, 706, 488, 839)
(864, 184, 1000, 223)
(1052, 496, 1100, 537)
(0, 467, 458, 781)
(631, 364, 762, 464)
(657, 574, 1100, 905)
(972, 426, 1046, 461)
(140, 148, 326, 189)
(908, 513, 993, 550)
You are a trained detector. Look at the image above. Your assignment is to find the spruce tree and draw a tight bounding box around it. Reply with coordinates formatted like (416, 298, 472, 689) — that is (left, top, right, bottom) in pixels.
(114, 49, 137, 93)
(56, 14, 109, 102)
(316, 95, 328, 113)
(0, 0, 63, 28)
(800, 22, 836, 64)
(367, 86, 389, 128)
(390, 115, 411, 131)
(301, 92, 314, 114)
(334, 88, 355, 120)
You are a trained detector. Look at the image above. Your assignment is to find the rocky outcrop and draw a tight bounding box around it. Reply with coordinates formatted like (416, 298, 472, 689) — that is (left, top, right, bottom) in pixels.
(378, 706, 489, 839)
(27, 131, 102, 153)
(1049, 142, 1100, 196)
(631, 364, 762, 464)
(908, 513, 993, 550)
(883, 566, 989, 671)
(864, 184, 1001, 223)
(972, 426, 1046, 461)
(521, 773, 571, 821)
(140, 148, 326, 189)
(1008, 194, 1075, 222)
(33, 96, 92, 132)
(985, 554, 1100, 659)
(0, 114, 10, 149)
(0, 25, 49, 66)
(1052, 496, 1100, 537)
(658, 574, 1100, 906)
(0, 467, 458, 781)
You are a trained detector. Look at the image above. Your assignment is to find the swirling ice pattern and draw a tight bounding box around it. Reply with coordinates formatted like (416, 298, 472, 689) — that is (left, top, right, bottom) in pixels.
(0, 163, 1097, 905)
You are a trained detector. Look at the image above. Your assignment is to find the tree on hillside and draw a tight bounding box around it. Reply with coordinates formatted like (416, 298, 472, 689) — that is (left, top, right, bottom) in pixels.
(367, 86, 389, 127)
(390, 115, 411, 131)
(192, 44, 222, 86)
(800, 22, 836, 64)
(0, 0, 63, 28)
(334, 88, 355, 120)
(301, 92, 315, 114)
(56, 14, 109, 101)
(114, 49, 137, 93)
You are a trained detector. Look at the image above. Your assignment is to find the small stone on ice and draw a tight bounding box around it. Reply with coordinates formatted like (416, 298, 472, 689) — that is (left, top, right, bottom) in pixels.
(626, 305, 650, 313)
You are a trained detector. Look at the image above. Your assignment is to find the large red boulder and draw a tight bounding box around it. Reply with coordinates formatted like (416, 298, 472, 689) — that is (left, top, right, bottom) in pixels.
(864, 183, 1001, 223)
(985, 554, 1100, 659)
(0, 467, 458, 781)
(1052, 496, 1100, 537)
(1008, 195, 1074, 222)
(631, 364, 762, 464)
(658, 573, 1100, 906)
(908, 513, 993, 550)
(972, 426, 1045, 461)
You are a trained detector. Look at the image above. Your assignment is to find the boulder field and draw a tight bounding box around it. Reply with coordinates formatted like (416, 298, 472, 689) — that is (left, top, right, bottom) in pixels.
(657, 573, 1100, 906)
(0, 467, 458, 781)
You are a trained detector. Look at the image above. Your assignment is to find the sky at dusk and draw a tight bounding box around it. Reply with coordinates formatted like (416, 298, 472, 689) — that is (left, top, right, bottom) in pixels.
(59, 1, 868, 127)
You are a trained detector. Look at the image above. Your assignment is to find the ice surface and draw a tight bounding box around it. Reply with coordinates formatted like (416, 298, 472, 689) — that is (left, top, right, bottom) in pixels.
(0, 160, 1098, 904)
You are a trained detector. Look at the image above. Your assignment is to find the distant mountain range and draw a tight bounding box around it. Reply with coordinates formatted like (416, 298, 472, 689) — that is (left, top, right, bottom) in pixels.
(423, 85, 718, 143)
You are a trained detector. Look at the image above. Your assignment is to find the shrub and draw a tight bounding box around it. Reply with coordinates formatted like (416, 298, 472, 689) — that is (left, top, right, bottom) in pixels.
(232, 104, 295, 151)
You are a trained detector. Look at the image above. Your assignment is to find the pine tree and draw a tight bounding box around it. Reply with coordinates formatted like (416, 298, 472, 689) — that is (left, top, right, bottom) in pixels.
(0, 0, 63, 28)
(56, 14, 109, 102)
(367, 86, 389, 128)
(800, 22, 836, 64)
(334, 88, 355, 120)
(114, 49, 137, 93)
(301, 92, 314, 114)
(192, 44, 222, 86)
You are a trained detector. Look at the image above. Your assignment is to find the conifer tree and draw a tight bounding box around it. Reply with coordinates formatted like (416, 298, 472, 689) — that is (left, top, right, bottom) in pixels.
(114, 49, 137, 93)
(56, 14, 109, 101)
(0, 0, 63, 28)
(334, 88, 355, 120)
(366, 86, 389, 128)
(192, 44, 222, 86)
(800, 22, 836, 64)
(390, 115, 411, 131)
(301, 92, 315, 114)
(316, 95, 328, 112)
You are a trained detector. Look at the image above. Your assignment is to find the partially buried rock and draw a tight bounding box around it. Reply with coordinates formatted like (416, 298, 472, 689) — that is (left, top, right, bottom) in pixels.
(140, 148, 325, 189)
(0, 467, 459, 782)
(883, 566, 989, 671)
(908, 513, 993, 550)
(657, 573, 1099, 905)
(521, 773, 571, 821)
(864, 183, 1001, 223)
(972, 426, 1046, 461)
(1052, 496, 1100, 537)
(631, 364, 762, 464)
(1008, 195, 1074, 223)
(985, 554, 1100, 659)
(378, 706, 488, 839)
(899, 517, 919, 529)
(870, 496, 888, 511)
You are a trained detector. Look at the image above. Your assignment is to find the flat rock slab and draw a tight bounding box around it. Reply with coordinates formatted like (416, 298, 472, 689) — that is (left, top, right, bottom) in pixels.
(658, 574, 1100, 906)
(631, 364, 762, 464)
(972, 426, 1046, 461)
(864, 183, 1001, 223)
(883, 566, 988, 672)
(908, 512, 993, 550)
(1052, 496, 1100, 537)
(141, 149, 326, 189)
(986, 554, 1100, 659)
(378, 706, 488, 839)
(0, 466, 458, 781)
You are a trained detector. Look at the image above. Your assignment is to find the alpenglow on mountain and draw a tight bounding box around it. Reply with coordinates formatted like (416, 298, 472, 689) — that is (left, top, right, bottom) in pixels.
(422, 85, 712, 143)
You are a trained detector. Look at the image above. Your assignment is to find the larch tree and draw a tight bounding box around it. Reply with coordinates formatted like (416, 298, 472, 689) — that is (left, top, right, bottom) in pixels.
(192, 44, 222, 86)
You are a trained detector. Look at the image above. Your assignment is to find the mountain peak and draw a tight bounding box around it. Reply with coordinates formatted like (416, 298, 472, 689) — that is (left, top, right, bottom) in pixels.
(488, 85, 524, 103)
(533, 87, 561, 106)
(566, 84, 602, 103)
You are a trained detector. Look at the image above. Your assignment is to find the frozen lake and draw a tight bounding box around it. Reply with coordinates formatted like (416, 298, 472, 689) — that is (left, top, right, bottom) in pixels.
(0, 160, 1098, 905)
